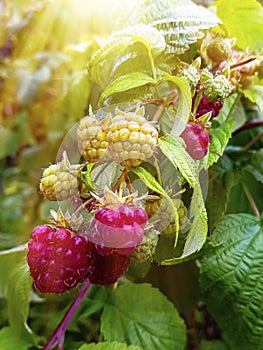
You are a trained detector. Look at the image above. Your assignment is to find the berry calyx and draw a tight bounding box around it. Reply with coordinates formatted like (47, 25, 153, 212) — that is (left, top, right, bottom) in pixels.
(106, 107, 158, 167)
(27, 225, 93, 294)
(180, 122, 210, 160)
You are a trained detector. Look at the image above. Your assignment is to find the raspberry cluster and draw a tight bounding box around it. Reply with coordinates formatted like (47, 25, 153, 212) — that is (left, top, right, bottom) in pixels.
(27, 200, 148, 293)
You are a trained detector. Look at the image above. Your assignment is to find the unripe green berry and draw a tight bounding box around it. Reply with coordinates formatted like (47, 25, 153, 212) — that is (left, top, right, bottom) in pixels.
(129, 229, 159, 263)
(204, 74, 233, 102)
(178, 65, 200, 90)
(206, 37, 232, 64)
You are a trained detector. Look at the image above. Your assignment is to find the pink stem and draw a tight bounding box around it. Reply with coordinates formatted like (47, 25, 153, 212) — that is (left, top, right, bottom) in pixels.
(43, 280, 92, 350)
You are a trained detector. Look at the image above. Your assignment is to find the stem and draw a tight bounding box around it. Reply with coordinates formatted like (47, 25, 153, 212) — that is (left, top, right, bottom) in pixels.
(152, 103, 164, 122)
(242, 182, 260, 218)
(233, 119, 263, 136)
(43, 280, 92, 350)
(112, 168, 127, 193)
(242, 130, 263, 152)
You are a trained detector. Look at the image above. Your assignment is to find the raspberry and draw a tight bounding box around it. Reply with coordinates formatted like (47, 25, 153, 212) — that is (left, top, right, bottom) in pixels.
(129, 229, 159, 263)
(39, 163, 79, 201)
(178, 65, 200, 90)
(206, 37, 232, 64)
(145, 197, 174, 233)
(146, 197, 187, 235)
(77, 114, 110, 162)
(204, 74, 233, 102)
(87, 242, 130, 285)
(195, 94, 224, 119)
(89, 204, 148, 255)
(106, 109, 158, 167)
(162, 199, 187, 236)
(180, 122, 210, 160)
(27, 225, 93, 293)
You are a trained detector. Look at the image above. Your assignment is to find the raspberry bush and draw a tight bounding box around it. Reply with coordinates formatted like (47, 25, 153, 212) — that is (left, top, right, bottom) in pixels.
(1, 1, 263, 350)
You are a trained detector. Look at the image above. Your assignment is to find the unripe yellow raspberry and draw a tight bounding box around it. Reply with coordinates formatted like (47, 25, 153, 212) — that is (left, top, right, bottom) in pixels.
(106, 108, 158, 167)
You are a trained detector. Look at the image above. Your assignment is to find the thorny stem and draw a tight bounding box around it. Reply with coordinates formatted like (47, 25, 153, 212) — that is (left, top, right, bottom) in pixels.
(242, 130, 263, 152)
(241, 182, 260, 219)
(43, 280, 92, 350)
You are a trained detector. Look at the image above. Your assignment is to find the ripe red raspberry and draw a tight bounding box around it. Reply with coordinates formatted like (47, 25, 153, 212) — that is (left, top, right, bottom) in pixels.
(195, 94, 224, 119)
(180, 122, 210, 160)
(87, 242, 130, 285)
(89, 205, 148, 255)
(27, 225, 93, 294)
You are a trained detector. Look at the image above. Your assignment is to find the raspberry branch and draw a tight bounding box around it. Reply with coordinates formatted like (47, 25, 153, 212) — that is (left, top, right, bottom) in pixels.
(43, 280, 92, 350)
(233, 119, 263, 136)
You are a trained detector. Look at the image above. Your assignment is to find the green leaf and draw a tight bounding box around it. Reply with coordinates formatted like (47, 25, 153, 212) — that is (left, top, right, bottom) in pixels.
(182, 185, 208, 257)
(202, 119, 234, 169)
(7, 260, 32, 331)
(131, 166, 179, 244)
(101, 283, 186, 350)
(198, 339, 229, 350)
(205, 165, 229, 231)
(99, 72, 154, 103)
(114, 0, 220, 54)
(157, 136, 208, 263)
(245, 149, 263, 184)
(131, 166, 170, 198)
(243, 85, 263, 113)
(216, 94, 246, 132)
(159, 76, 192, 136)
(82, 163, 96, 191)
(79, 341, 141, 350)
(161, 184, 208, 264)
(129, 24, 166, 58)
(0, 246, 32, 333)
(214, 0, 263, 51)
(0, 327, 34, 350)
(158, 136, 198, 187)
(88, 24, 165, 85)
(200, 214, 263, 350)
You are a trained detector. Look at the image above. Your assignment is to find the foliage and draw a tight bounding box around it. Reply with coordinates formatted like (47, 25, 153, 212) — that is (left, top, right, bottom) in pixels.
(1, 0, 263, 349)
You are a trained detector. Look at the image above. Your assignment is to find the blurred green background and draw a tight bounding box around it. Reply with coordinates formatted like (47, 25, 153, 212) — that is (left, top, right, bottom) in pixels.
(0, 0, 126, 249)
